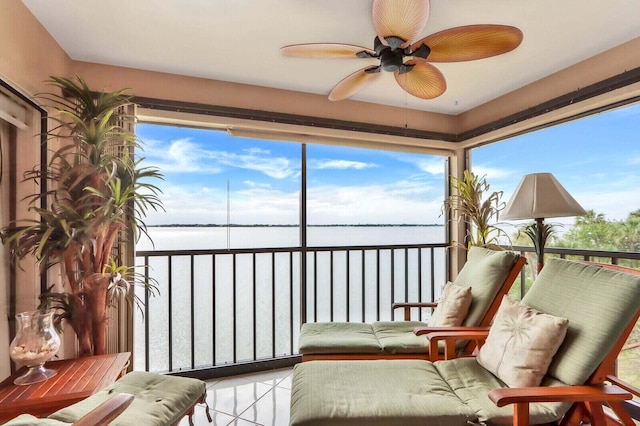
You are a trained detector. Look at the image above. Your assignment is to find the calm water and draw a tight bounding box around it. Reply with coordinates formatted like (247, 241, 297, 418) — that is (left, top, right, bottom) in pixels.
(136, 225, 447, 251)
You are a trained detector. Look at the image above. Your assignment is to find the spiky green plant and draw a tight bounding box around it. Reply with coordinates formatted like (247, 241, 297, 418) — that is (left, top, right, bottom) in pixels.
(444, 170, 509, 249)
(518, 221, 557, 262)
(1, 75, 163, 356)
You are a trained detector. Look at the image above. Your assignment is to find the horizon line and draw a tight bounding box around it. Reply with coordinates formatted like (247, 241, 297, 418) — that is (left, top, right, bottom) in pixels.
(148, 223, 444, 228)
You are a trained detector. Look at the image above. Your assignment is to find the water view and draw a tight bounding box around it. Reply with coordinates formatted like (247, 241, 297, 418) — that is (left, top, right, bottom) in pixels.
(134, 225, 447, 372)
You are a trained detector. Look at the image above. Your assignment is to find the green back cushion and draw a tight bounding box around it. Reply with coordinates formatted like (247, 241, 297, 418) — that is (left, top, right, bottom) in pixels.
(454, 247, 519, 326)
(521, 259, 640, 385)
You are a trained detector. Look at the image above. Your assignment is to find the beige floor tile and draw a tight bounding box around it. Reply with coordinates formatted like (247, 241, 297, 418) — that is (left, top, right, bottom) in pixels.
(238, 386, 291, 426)
(178, 368, 293, 426)
(206, 380, 273, 417)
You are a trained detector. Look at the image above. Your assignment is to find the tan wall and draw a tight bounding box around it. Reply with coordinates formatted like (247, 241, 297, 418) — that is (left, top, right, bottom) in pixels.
(0, 0, 71, 98)
(0, 0, 72, 364)
(72, 61, 458, 135)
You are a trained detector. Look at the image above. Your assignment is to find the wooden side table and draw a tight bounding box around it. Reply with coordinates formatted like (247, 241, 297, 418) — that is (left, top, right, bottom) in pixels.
(0, 352, 131, 423)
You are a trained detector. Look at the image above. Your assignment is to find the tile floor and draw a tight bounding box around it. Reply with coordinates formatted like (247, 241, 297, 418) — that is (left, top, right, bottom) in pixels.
(179, 367, 293, 426)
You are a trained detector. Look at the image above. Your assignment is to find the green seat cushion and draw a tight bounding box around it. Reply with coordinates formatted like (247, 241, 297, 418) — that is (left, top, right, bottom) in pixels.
(522, 259, 640, 385)
(290, 360, 476, 426)
(454, 247, 520, 327)
(435, 357, 571, 425)
(3, 415, 70, 426)
(372, 321, 429, 354)
(298, 322, 382, 354)
(49, 371, 206, 426)
(373, 321, 471, 354)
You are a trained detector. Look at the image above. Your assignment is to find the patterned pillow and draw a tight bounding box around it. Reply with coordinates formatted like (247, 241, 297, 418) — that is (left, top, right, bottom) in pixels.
(427, 281, 472, 327)
(477, 295, 569, 388)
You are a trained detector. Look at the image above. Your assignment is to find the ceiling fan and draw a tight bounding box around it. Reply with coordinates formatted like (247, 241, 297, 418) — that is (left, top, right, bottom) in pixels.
(281, 0, 523, 101)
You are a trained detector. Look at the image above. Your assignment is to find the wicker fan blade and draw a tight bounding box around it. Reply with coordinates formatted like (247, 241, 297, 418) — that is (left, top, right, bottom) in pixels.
(411, 25, 523, 63)
(281, 43, 375, 59)
(329, 66, 381, 101)
(394, 60, 446, 99)
(372, 0, 430, 48)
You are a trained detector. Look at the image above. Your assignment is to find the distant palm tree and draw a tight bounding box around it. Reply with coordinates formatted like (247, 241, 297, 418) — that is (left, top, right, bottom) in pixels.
(618, 216, 640, 252)
(575, 209, 606, 226)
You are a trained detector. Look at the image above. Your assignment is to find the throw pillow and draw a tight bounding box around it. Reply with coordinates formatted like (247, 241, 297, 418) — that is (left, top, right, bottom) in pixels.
(427, 281, 472, 327)
(476, 295, 569, 388)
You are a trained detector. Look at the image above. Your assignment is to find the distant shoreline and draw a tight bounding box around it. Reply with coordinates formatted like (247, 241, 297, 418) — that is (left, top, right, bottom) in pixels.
(149, 224, 443, 228)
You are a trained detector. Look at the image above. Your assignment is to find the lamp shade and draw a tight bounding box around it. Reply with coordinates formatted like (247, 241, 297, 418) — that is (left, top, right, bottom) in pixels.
(501, 173, 586, 220)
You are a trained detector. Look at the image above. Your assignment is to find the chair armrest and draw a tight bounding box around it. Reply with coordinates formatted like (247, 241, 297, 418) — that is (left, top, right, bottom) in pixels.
(73, 393, 135, 426)
(392, 302, 437, 321)
(489, 385, 631, 406)
(414, 328, 490, 360)
(413, 326, 490, 335)
(606, 374, 640, 398)
(489, 385, 632, 426)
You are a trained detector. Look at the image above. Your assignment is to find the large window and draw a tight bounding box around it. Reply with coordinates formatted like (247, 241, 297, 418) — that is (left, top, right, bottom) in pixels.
(133, 123, 447, 372)
(473, 102, 640, 399)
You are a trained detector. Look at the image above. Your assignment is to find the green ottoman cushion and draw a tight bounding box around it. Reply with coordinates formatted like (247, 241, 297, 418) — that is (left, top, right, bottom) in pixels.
(371, 321, 428, 354)
(49, 371, 206, 426)
(289, 360, 476, 426)
(435, 357, 571, 425)
(3, 415, 70, 425)
(298, 322, 382, 354)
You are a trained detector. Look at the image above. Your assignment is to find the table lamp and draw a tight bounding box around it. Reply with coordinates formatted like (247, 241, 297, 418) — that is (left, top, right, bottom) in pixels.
(501, 172, 586, 272)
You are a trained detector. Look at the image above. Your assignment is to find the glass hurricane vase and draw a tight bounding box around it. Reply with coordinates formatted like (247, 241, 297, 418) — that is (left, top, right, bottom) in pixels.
(9, 309, 61, 385)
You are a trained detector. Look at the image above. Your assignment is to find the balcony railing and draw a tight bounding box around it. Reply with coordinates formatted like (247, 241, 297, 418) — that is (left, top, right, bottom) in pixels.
(134, 242, 447, 378)
(134, 243, 639, 380)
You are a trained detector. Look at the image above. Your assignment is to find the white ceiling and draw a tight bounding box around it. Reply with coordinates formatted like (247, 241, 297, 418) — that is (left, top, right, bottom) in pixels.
(21, 0, 640, 115)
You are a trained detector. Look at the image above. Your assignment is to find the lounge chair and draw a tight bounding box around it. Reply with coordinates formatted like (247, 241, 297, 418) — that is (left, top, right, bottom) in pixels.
(299, 246, 525, 360)
(4, 371, 211, 426)
(289, 259, 640, 426)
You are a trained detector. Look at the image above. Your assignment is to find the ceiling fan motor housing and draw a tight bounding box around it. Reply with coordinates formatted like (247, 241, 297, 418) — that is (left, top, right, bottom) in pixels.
(373, 36, 430, 73)
(374, 36, 404, 72)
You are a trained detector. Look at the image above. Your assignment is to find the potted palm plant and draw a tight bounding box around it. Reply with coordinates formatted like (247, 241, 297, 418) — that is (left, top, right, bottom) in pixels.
(1, 76, 163, 356)
(444, 170, 509, 249)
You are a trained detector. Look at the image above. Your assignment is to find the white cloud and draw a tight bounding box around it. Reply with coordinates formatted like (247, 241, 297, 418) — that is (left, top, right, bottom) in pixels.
(310, 159, 376, 170)
(571, 189, 640, 221)
(471, 166, 516, 181)
(243, 147, 270, 155)
(393, 156, 445, 175)
(307, 179, 444, 225)
(140, 137, 297, 179)
(415, 158, 446, 175)
(145, 176, 445, 226)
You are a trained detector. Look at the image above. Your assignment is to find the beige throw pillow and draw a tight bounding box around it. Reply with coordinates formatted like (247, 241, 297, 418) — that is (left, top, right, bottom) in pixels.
(477, 295, 569, 388)
(427, 281, 472, 327)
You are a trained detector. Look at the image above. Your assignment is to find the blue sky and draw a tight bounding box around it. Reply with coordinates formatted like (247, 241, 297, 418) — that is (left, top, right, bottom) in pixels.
(136, 102, 640, 226)
(473, 102, 640, 224)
